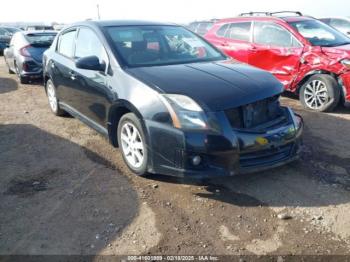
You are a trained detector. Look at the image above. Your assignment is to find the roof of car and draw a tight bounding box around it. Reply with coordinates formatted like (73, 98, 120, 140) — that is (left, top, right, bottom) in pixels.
(80, 20, 177, 27)
(23, 30, 57, 35)
(217, 15, 314, 24)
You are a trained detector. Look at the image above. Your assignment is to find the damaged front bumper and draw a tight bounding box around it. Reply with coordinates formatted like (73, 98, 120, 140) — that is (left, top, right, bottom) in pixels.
(145, 107, 303, 178)
(339, 71, 350, 106)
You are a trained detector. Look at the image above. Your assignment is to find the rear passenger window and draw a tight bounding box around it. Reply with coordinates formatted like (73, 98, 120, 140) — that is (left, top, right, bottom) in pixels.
(216, 24, 230, 37)
(226, 22, 251, 41)
(57, 30, 76, 58)
(254, 22, 301, 48)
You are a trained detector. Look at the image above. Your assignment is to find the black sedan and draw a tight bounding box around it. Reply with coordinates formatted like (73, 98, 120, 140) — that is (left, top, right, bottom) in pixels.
(4, 31, 56, 83)
(43, 20, 303, 177)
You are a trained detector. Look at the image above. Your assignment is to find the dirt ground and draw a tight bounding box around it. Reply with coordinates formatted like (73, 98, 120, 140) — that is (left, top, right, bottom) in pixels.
(1, 57, 350, 260)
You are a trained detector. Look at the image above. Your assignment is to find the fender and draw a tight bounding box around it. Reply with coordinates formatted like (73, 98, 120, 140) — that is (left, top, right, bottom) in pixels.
(107, 99, 146, 147)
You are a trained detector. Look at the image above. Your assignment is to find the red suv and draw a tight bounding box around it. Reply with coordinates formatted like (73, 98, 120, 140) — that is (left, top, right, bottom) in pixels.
(205, 12, 350, 112)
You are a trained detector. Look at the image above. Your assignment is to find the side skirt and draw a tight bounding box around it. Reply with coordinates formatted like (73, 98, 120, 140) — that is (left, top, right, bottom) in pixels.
(59, 102, 109, 137)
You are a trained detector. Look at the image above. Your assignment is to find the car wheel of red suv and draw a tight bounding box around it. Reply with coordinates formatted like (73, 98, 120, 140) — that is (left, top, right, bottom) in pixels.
(299, 74, 340, 112)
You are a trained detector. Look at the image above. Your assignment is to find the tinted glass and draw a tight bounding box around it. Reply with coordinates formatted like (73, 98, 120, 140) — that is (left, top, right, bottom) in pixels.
(226, 22, 251, 41)
(25, 33, 56, 46)
(216, 24, 230, 37)
(106, 25, 225, 67)
(75, 27, 108, 62)
(58, 30, 76, 57)
(196, 22, 213, 35)
(289, 19, 350, 47)
(254, 22, 301, 47)
(0, 28, 7, 36)
(331, 19, 350, 28)
(6, 27, 20, 33)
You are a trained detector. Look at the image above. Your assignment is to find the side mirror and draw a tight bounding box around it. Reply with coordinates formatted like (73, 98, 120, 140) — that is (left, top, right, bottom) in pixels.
(347, 31, 350, 35)
(75, 56, 106, 71)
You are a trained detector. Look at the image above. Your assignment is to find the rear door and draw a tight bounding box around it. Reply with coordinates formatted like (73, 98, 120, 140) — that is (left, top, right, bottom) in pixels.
(248, 21, 304, 89)
(50, 29, 77, 105)
(208, 22, 252, 63)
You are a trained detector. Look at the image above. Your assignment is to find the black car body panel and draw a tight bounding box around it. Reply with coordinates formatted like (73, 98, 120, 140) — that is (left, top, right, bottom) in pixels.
(43, 20, 303, 178)
(126, 62, 283, 111)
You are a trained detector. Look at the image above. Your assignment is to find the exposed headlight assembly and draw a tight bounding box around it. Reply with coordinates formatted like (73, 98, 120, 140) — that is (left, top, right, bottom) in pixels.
(160, 94, 208, 129)
(341, 59, 350, 68)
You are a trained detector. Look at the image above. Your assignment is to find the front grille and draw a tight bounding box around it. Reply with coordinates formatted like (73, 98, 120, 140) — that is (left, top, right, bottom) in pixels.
(226, 95, 287, 131)
(240, 143, 294, 168)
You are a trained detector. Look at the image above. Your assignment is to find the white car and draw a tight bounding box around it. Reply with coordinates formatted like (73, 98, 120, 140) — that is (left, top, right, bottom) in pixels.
(320, 17, 350, 36)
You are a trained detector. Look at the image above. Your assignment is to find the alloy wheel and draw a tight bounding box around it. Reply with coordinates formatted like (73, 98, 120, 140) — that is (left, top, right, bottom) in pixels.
(120, 122, 144, 169)
(47, 82, 58, 112)
(304, 80, 329, 110)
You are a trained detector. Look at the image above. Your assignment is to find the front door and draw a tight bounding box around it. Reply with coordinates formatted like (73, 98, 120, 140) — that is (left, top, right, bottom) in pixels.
(248, 21, 304, 89)
(71, 27, 111, 127)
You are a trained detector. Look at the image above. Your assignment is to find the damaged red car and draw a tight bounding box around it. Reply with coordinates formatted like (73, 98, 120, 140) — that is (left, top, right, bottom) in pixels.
(205, 12, 350, 112)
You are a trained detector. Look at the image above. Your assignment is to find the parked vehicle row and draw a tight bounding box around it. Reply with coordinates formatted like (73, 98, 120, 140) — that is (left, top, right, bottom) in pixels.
(4, 30, 57, 83)
(0, 26, 21, 55)
(204, 12, 350, 112)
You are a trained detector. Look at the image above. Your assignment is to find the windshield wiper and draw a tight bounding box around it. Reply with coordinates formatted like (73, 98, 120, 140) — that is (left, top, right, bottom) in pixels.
(322, 42, 350, 47)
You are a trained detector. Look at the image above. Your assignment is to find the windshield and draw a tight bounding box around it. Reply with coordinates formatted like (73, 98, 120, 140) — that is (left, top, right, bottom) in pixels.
(289, 19, 350, 47)
(25, 33, 56, 46)
(5, 27, 20, 33)
(106, 25, 226, 67)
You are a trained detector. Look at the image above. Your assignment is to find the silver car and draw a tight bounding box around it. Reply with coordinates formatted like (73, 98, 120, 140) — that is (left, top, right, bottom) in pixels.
(4, 31, 56, 84)
(320, 17, 350, 36)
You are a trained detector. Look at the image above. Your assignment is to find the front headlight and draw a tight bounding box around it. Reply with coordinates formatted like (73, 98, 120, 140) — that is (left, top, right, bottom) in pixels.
(160, 94, 208, 129)
(341, 59, 350, 68)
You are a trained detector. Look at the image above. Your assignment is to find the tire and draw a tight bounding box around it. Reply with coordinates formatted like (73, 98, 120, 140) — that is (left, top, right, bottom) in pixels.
(117, 113, 148, 176)
(19, 75, 29, 84)
(4, 57, 14, 74)
(299, 74, 340, 112)
(45, 79, 65, 116)
(14, 62, 28, 84)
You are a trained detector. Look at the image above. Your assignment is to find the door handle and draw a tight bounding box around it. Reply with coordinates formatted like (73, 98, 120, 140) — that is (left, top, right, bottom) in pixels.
(249, 46, 258, 52)
(69, 71, 76, 80)
(51, 62, 55, 69)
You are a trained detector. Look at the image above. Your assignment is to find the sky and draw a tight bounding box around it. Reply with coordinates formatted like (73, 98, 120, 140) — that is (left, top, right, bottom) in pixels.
(1, 0, 349, 24)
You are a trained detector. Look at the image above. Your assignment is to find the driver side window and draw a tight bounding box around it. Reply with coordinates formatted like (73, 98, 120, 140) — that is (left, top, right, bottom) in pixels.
(254, 22, 301, 48)
(75, 27, 108, 64)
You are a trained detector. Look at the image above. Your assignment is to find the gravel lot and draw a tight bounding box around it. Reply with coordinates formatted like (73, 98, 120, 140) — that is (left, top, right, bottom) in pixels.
(1, 57, 350, 258)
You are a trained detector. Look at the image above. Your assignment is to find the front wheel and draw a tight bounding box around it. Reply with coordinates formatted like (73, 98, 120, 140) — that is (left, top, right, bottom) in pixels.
(117, 113, 148, 176)
(299, 74, 340, 112)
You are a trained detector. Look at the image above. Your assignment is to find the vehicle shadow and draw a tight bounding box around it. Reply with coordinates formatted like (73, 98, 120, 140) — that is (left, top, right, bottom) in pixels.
(0, 124, 139, 256)
(0, 77, 17, 94)
(282, 91, 350, 114)
(147, 106, 350, 208)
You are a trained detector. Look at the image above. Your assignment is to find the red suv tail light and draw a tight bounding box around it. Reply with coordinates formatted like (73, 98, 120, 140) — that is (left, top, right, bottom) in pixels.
(19, 45, 32, 57)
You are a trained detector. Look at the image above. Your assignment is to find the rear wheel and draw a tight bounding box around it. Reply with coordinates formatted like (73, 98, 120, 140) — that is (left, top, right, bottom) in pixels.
(4, 57, 14, 74)
(299, 74, 340, 112)
(14, 62, 29, 84)
(46, 79, 65, 116)
(117, 113, 148, 176)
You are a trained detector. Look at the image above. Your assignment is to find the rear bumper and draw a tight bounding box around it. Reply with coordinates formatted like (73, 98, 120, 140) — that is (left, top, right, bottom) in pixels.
(145, 107, 303, 178)
(15, 55, 44, 78)
(0, 42, 7, 53)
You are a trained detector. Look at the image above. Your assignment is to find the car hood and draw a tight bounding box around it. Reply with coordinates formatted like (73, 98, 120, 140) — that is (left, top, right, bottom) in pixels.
(321, 44, 350, 60)
(125, 61, 283, 111)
